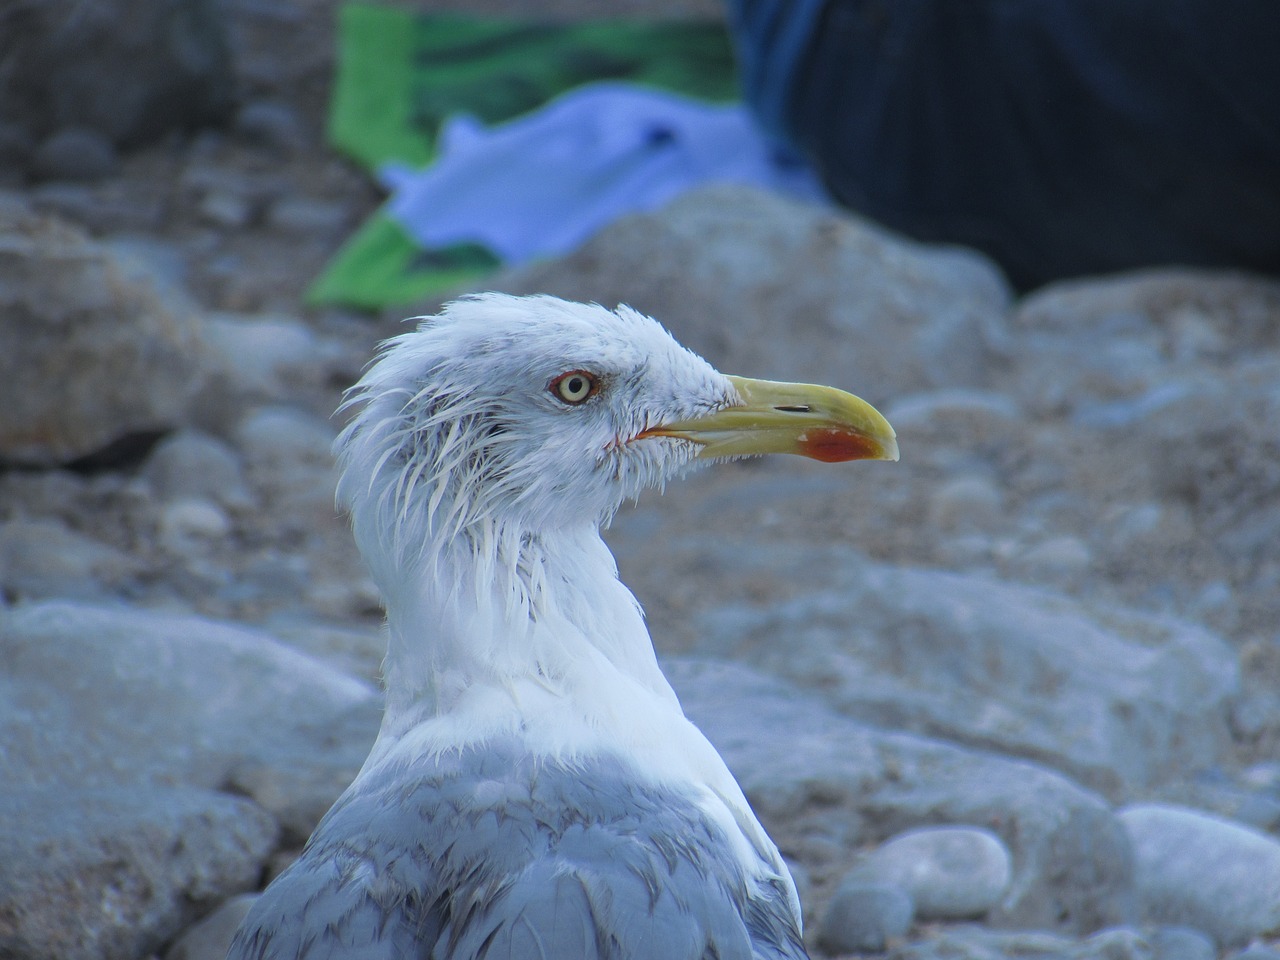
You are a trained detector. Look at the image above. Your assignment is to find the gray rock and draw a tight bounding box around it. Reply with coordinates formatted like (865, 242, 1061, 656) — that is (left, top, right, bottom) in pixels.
(666, 658, 1135, 934)
(0, 787, 275, 960)
(494, 184, 1013, 402)
(233, 405, 339, 522)
(143, 429, 256, 510)
(1120, 803, 1280, 947)
(0, 517, 136, 601)
(693, 546, 1239, 796)
(157, 498, 232, 555)
(0, 205, 207, 465)
(820, 881, 915, 954)
(235, 100, 307, 153)
(30, 126, 119, 181)
(165, 894, 258, 960)
(1228, 948, 1280, 960)
(0, 600, 378, 794)
(266, 196, 351, 236)
(848, 826, 1012, 920)
(889, 925, 1078, 960)
(1148, 927, 1217, 960)
(0, 0, 234, 148)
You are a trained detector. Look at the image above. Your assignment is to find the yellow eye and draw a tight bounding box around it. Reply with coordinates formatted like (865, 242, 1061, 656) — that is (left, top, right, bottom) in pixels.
(551, 370, 598, 405)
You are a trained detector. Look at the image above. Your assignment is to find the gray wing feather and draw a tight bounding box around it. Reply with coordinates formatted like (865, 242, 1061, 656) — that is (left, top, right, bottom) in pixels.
(228, 742, 807, 960)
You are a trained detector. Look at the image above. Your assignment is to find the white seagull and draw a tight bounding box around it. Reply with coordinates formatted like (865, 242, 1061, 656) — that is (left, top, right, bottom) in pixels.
(230, 293, 897, 960)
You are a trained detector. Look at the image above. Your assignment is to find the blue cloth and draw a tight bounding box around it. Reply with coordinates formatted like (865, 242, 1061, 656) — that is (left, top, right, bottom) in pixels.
(726, 0, 1280, 288)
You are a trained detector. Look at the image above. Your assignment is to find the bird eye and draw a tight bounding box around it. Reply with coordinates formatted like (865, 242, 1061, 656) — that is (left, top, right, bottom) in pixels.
(550, 370, 598, 405)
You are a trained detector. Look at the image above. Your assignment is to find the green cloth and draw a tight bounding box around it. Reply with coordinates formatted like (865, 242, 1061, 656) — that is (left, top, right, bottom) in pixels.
(311, 5, 738, 309)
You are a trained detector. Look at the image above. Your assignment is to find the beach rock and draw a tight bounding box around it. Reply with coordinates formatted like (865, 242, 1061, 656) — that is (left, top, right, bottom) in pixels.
(143, 429, 256, 511)
(846, 826, 1012, 920)
(0, 0, 234, 148)
(666, 658, 1134, 934)
(819, 881, 915, 954)
(30, 126, 119, 181)
(165, 894, 259, 960)
(0, 516, 137, 602)
(694, 547, 1239, 796)
(0, 205, 206, 466)
(494, 184, 1013, 403)
(1120, 803, 1280, 947)
(0, 786, 275, 960)
(0, 600, 378, 794)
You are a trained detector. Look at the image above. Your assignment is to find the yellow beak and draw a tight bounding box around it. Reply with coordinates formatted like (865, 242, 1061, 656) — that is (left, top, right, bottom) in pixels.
(640, 375, 899, 463)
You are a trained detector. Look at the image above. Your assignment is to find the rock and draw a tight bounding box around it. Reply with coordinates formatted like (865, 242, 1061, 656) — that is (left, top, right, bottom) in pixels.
(0, 0, 234, 148)
(266, 196, 351, 236)
(493, 184, 1013, 402)
(1228, 948, 1280, 960)
(819, 881, 915, 954)
(201, 313, 342, 399)
(235, 100, 307, 153)
(165, 894, 258, 960)
(0, 600, 379, 794)
(927, 475, 1004, 533)
(157, 498, 232, 555)
(666, 658, 1135, 934)
(0, 787, 275, 960)
(233, 406, 339, 522)
(1120, 803, 1280, 947)
(847, 826, 1012, 921)
(30, 126, 119, 181)
(1148, 927, 1217, 960)
(1017, 535, 1092, 583)
(0, 205, 206, 466)
(0, 517, 136, 602)
(142, 429, 256, 511)
(693, 546, 1239, 796)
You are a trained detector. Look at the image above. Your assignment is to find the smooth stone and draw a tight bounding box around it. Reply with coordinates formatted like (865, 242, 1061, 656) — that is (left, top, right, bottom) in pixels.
(0, 517, 135, 601)
(1121, 803, 1280, 946)
(849, 826, 1012, 920)
(928, 475, 1004, 532)
(266, 196, 349, 236)
(667, 658, 1135, 934)
(143, 429, 255, 510)
(157, 498, 232, 554)
(31, 126, 119, 181)
(819, 881, 914, 954)
(165, 894, 258, 960)
(1148, 926, 1217, 960)
(1018, 535, 1092, 581)
(0, 787, 275, 960)
(235, 100, 307, 152)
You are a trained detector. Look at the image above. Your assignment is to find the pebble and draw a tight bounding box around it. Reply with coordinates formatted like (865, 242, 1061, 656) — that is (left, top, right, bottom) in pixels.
(235, 100, 307, 153)
(266, 196, 350, 236)
(818, 881, 914, 955)
(30, 126, 119, 181)
(1120, 803, 1280, 947)
(165, 894, 258, 960)
(1018, 535, 1092, 581)
(198, 189, 256, 229)
(1149, 926, 1217, 960)
(928, 475, 1004, 532)
(144, 430, 256, 510)
(847, 826, 1012, 921)
(158, 498, 232, 554)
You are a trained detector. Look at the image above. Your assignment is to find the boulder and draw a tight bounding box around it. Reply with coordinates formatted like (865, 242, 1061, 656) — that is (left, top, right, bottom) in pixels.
(492, 184, 1013, 404)
(666, 658, 1134, 934)
(0, 205, 206, 465)
(0, 787, 275, 960)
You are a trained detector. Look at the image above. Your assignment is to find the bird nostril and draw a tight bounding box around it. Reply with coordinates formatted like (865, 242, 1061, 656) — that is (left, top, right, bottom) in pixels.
(773, 405, 812, 413)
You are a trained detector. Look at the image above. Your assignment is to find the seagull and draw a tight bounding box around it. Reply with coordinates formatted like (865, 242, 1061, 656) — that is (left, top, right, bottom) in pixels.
(230, 293, 898, 960)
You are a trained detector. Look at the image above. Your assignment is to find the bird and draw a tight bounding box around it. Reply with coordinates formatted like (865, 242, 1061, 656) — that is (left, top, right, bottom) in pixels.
(229, 293, 898, 960)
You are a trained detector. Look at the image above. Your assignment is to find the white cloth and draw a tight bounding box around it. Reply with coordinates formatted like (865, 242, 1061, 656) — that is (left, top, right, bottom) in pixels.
(381, 82, 825, 264)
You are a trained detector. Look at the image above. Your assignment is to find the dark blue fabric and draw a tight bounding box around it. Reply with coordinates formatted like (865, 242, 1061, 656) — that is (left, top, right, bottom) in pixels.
(727, 0, 1280, 288)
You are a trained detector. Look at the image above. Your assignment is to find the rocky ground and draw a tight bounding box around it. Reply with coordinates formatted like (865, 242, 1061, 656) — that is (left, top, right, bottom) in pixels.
(2, 1, 1280, 960)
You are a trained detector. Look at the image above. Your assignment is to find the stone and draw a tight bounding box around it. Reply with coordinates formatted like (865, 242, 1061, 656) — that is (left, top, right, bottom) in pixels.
(493, 184, 1013, 402)
(692, 545, 1239, 796)
(266, 196, 351, 236)
(0, 205, 206, 466)
(0, 600, 379, 794)
(201, 313, 342, 398)
(819, 881, 915, 954)
(233, 405, 339, 523)
(928, 475, 1004, 532)
(0, 0, 235, 148)
(1148, 927, 1217, 960)
(848, 826, 1012, 920)
(157, 498, 232, 555)
(666, 658, 1135, 934)
(165, 894, 258, 960)
(1120, 803, 1280, 947)
(0, 517, 136, 602)
(0, 786, 275, 960)
(142, 429, 256, 511)
(30, 126, 119, 181)
(235, 100, 307, 153)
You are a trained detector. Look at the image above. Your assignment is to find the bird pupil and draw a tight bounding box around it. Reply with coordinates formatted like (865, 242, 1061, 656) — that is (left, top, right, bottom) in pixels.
(570, 378, 583, 393)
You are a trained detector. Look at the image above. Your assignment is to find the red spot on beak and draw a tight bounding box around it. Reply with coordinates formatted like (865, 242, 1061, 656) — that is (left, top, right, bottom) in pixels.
(799, 428, 883, 463)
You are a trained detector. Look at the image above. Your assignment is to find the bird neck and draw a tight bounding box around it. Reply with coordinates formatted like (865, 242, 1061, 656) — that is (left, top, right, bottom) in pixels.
(371, 519, 681, 744)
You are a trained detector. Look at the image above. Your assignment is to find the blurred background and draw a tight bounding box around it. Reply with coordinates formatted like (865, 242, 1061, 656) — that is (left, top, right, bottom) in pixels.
(2, 1, 1280, 959)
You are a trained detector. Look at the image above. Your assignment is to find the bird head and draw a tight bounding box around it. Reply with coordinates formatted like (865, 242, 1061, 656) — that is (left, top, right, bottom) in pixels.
(335, 294, 897, 571)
